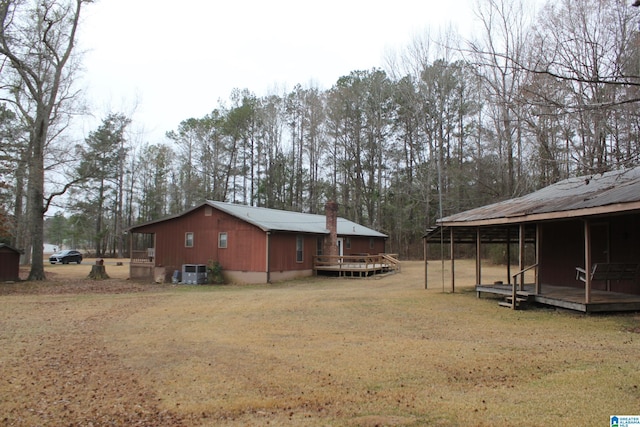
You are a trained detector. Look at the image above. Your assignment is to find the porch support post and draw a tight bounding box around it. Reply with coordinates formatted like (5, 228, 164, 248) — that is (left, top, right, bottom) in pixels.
(535, 224, 541, 294)
(424, 237, 428, 289)
(506, 227, 511, 284)
(266, 231, 271, 283)
(450, 227, 455, 293)
(475, 227, 481, 287)
(584, 220, 592, 304)
(519, 224, 525, 291)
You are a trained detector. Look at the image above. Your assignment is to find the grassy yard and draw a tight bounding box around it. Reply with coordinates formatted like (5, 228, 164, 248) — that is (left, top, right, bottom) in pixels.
(0, 260, 639, 426)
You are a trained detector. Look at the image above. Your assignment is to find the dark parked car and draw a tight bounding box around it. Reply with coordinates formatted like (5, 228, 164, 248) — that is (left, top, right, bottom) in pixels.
(49, 250, 83, 264)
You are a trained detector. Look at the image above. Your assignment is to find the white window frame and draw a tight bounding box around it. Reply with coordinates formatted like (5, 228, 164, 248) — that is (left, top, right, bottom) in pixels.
(218, 232, 228, 249)
(185, 232, 194, 248)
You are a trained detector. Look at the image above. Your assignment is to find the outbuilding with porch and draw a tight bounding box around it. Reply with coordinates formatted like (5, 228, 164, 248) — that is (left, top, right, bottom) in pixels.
(424, 167, 640, 312)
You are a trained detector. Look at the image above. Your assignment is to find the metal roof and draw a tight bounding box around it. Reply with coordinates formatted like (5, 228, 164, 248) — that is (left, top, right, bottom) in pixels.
(438, 166, 640, 226)
(208, 201, 387, 237)
(128, 201, 387, 238)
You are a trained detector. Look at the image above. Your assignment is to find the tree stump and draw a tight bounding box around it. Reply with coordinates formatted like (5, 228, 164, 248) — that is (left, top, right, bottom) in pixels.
(88, 259, 110, 280)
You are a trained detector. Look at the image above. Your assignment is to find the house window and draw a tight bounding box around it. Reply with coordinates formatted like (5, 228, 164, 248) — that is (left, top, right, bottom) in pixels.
(218, 232, 228, 249)
(296, 235, 304, 263)
(185, 232, 194, 248)
(369, 238, 375, 249)
(345, 237, 351, 249)
(316, 237, 323, 255)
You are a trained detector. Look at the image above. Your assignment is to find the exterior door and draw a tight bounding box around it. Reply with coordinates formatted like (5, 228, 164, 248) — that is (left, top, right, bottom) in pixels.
(337, 238, 344, 257)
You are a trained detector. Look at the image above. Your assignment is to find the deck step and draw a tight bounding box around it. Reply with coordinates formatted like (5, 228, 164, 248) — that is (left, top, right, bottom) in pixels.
(499, 295, 530, 309)
(498, 301, 517, 308)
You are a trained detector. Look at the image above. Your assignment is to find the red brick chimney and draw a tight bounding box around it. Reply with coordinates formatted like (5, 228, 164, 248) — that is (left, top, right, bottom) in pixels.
(324, 201, 339, 257)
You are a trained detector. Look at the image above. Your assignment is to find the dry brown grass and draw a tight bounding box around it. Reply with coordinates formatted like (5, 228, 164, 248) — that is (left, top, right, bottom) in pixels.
(42, 258, 131, 280)
(1, 260, 639, 426)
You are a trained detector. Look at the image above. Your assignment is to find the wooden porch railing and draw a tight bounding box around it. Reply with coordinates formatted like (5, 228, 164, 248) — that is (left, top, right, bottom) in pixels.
(510, 263, 538, 310)
(131, 249, 154, 263)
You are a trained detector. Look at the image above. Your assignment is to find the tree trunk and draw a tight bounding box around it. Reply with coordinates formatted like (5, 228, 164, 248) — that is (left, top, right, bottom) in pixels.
(2, 0, 88, 280)
(27, 116, 47, 281)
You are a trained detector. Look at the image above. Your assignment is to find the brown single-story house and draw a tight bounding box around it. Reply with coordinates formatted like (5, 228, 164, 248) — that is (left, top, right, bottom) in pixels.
(0, 244, 22, 282)
(424, 166, 640, 312)
(128, 201, 388, 284)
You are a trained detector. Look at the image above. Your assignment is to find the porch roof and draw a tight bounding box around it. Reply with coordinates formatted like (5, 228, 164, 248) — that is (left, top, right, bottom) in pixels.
(437, 166, 640, 227)
(423, 224, 537, 244)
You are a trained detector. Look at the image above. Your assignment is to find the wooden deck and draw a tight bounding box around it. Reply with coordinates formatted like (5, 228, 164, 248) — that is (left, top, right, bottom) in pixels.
(476, 283, 640, 312)
(313, 254, 400, 278)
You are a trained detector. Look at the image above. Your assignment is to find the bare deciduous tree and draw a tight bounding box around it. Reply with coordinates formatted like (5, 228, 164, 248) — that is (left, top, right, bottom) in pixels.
(0, 0, 91, 279)
(530, 0, 640, 172)
(468, 0, 533, 197)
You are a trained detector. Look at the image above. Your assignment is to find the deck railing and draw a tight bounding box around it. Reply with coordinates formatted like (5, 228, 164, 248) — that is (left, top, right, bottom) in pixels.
(381, 253, 401, 272)
(313, 253, 400, 276)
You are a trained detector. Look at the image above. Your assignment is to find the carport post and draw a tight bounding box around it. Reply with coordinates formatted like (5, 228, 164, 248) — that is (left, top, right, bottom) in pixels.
(519, 224, 525, 291)
(506, 227, 511, 284)
(424, 237, 428, 289)
(584, 220, 592, 304)
(450, 227, 455, 293)
(535, 224, 541, 294)
(475, 227, 481, 287)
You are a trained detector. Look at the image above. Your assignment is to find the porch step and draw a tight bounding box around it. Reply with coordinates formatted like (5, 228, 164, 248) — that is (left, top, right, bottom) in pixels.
(498, 295, 530, 309)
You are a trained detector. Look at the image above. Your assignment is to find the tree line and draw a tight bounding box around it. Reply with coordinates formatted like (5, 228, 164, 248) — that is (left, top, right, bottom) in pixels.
(2, 0, 640, 277)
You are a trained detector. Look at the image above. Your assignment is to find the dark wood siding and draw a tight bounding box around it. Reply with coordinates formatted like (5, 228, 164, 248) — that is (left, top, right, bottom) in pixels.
(137, 206, 267, 274)
(343, 236, 386, 255)
(607, 214, 640, 294)
(269, 232, 316, 271)
(539, 214, 640, 294)
(539, 220, 584, 287)
(216, 213, 267, 272)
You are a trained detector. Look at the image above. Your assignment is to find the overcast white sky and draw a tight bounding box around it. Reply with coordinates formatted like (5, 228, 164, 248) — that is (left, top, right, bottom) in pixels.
(77, 1, 483, 142)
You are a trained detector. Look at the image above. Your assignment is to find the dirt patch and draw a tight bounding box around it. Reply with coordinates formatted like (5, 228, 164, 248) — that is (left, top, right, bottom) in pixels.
(0, 292, 197, 426)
